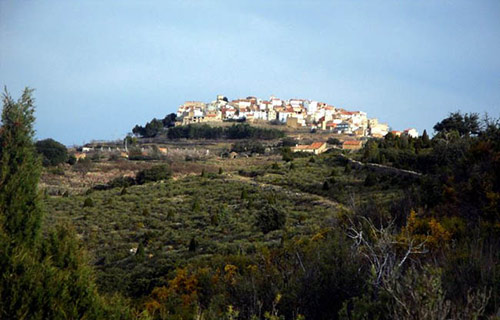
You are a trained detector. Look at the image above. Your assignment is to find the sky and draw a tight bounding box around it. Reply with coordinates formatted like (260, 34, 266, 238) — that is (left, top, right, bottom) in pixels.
(1, 0, 499, 145)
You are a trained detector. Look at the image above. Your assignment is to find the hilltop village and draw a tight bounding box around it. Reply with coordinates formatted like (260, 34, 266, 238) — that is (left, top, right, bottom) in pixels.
(72, 95, 421, 160)
(176, 95, 419, 138)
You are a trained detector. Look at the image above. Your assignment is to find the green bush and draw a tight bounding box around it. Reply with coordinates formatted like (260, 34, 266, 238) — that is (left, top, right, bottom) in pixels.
(256, 204, 286, 234)
(83, 197, 94, 208)
(364, 172, 377, 187)
(135, 164, 172, 185)
(35, 138, 68, 166)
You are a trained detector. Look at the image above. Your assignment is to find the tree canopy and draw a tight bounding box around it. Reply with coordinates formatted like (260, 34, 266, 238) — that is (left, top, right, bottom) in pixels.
(433, 111, 480, 137)
(132, 113, 177, 138)
(35, 138, 68, 166)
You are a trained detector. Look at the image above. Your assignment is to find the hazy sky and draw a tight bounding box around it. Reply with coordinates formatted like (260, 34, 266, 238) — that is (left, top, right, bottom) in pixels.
(1, 1, 499, 145)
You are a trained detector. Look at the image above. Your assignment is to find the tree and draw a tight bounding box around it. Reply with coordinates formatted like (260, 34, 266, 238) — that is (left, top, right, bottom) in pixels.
(0, 87, 42, 246)
(162, 113, 177, 128)
(35, 138, 68, 166)
(422, 129, 430, 147)
(433, 111, 480, 137)
(327, 137, 341, 146)
(0, 88, 127, 319)
(135, 164, 172, 185)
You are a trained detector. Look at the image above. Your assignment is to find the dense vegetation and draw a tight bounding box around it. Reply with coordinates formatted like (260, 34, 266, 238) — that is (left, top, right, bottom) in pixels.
(35, 138, 68, 166)
(167, 123, 285, 140)
(133, 113, 177, 138)
(0, 89, 128, 319)
(3, 88, 500, 319)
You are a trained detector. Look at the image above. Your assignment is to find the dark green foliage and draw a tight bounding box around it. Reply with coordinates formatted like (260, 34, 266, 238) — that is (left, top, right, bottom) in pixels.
(35, 138, 68, 167)
(327, 137, 341, 146)
(135, 242, 145, 262)
(161, 113, 177, 128)
(192, 198, 201, 212)
(256, 204, 286, 234)
(67, 154, 77, 165)
(167, 123, 285, 140)
(231, 140, 265, 154)
(240, 189, 248, 200)
(0, 88, 42, 246)
(344, 162, 352, 173)
(0, 88, 126, 319)
(35, 110, 500, 318)
(364, 172, 377, 187)
(323, 180, 330, 191)
(109, 176, 136, 189)
(422, 129, 431, 147)
(133, 119, 163, 138)
(281, 137, 298, 147)
(132, 113, 177, 138)
(188, 237, 197, 252)
(135, 164, 172, 185)
(281, 146, 294, 162)
(83, 197, 94, 208)
(167, 208, 175, 220)
(434, 111, 480, 137)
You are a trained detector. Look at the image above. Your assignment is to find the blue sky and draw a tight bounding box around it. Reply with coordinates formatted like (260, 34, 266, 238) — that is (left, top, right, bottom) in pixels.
(1, 0, 499, 145)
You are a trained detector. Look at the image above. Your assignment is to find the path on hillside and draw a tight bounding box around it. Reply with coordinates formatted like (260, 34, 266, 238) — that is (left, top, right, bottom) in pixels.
(339, 154, 423, 178)
(225, 174, 344, 210)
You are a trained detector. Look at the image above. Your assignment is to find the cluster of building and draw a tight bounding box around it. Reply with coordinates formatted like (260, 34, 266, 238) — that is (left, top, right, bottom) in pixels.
(176, 95, 418, 138)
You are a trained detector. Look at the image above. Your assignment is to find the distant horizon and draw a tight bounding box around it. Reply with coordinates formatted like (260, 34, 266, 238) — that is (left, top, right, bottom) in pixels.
(2, 1, 499, 145)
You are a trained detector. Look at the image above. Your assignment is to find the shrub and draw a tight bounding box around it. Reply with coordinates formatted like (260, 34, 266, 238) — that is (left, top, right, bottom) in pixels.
(35, 138, 68, 166)
(281, 147, 294, 162)
(281, 137, 298, 147)
(67, 154, 77, 165)
(364, 172, 377, 187)
(344, 163, 352, 174)
(120, 187, 127, 195)
(188, 237, 198, 252)
(256, 205, 286, 234)
(83, 197, 94, 208)
(109, 176, 136, 189)
(231, 140, 265, 154)
(136, 164, 172, 185)
(327, 137, 341, 146)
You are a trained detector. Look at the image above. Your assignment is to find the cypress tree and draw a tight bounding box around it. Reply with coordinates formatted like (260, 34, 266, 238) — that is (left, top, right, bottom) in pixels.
(0, 88, 128, 319)
(422, 129, 430, 147)
(0, 88, 42, 247)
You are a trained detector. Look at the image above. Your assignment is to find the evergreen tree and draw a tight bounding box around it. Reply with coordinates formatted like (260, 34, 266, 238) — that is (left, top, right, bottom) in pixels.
(188, 237, 197, 252)
(0, 88, 42, 247)
(422, 129, 430, 147)
(0, 88, 128, 319)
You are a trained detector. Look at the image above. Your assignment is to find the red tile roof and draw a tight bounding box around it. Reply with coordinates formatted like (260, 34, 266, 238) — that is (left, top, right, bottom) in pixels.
(309, 142, 326, 149)
(343, 140, 362, 146)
